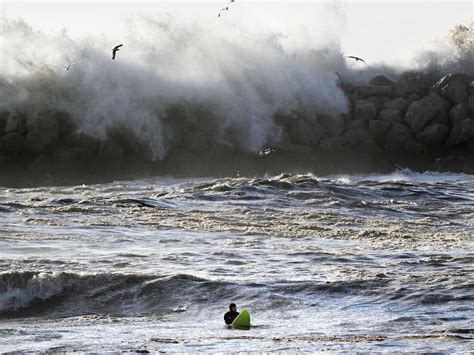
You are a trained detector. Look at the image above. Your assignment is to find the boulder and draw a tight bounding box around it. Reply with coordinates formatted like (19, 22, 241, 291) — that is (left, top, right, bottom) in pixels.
(288, 118, 323, 145)
(366, 96, 391, 112)
(403, 140, 428, 156)
(355, 85, 393, 99)
(431, 73, 469, 104)
(346, 119, 367, 131)
(449, 103, 470, 125)
(26, 109, 61, 135)
(405, 93, 450, 133)
(446, 119, 474, 146)
(5, 115, 25, 134)
(0, 107, 10, 135)
(416, 124, 449, 144)
(386, 123, 414, 149)
(369, 75, 395, 86)
(469, 81, 474, 96)
(2, 132, 23, 155)
(319, 136, 352, 152)
(369, 120, 391, 143)
(317, 114, 345, 138)
(344, 128, 373, 148)
(384, 98, 409, 113)
(24, 129, 57, 155)
(468, 95, 474, 115)
(378, 108, 403, 124)
(394, 72, 437, 98)
(354, 100, 377, 121)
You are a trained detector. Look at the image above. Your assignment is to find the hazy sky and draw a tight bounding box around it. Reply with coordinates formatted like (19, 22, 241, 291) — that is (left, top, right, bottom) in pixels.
(1, 0, 472, 66)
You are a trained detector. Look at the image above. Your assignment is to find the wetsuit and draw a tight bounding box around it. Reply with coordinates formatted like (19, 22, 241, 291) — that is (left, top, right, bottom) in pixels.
(224, 310, 240, 325)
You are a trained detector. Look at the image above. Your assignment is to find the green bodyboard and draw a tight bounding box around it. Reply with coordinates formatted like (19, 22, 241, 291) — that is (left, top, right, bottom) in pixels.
(232, 309, 251, 328)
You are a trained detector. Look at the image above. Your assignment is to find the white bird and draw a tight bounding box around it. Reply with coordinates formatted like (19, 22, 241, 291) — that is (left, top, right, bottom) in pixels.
(112, 44, 123, 60)
(259, 148, 276, 158)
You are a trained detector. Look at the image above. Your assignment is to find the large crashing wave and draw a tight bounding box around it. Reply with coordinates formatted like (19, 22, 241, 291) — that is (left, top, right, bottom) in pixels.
(0, 16, 351, 160)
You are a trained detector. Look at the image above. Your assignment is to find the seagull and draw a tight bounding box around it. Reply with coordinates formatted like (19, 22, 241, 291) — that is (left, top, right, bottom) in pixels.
(112, 44, 123, 60)
(218, 6, 229, 17)
(259, 148, 276, 158)
(218, 0, 235, 17)
(345, 55, 367, 64)
(62, 63, 76, 71)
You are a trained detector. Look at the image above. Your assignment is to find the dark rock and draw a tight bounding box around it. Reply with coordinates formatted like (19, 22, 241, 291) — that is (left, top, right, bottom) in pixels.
(369, 120, 391, 143)
(354, 100, 377, 121)
(346, 119, 367, 131)
(446, 119, 474, 146)
(0, 107, 10, 135)
(5, 115, 26, 134)
(468, 95, 474, 115)
(317, 114, 345, 138)
(403, 140, 428, 156)
(469, 81, 474, 96)
(416, 124, 449, 144)
(319, 136, 352, 152)
(378, 108, 403, 124)
(386, 123, 414, 149)
(369, 75, 395, 86)
(405, 93, 450, 133)
(344, 128, 373, 147)
(24, 129, 57, 155)
(407, 93, 422, 105)
(431, 73, 469, 104)
(355, 86, 393, 99)
(449, 103, 470, 125)
(384, 98, 409, 113)
(288, 118, 323, 145)
(394, 72, 437, 98)
(366, 96, 391, 112)
(2, 132, 23, 155)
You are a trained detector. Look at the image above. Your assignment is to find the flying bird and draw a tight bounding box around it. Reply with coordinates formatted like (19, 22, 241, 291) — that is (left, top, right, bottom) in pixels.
(112, 44, 123, 60)
(345, 55, 367, 64)
(259, 148, 276, 158)
(62, 63, 76, 71)
(218, 0, 235, 17)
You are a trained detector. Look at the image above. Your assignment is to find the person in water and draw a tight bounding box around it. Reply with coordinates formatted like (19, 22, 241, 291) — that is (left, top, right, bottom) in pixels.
(224, 303, 239, 324)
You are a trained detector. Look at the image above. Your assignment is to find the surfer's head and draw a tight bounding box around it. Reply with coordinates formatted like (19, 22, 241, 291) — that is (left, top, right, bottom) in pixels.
(229, 303, 237, 312)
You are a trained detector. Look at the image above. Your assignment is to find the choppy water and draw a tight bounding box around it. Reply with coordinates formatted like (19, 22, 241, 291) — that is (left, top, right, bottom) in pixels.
(0, 170, 473, 353)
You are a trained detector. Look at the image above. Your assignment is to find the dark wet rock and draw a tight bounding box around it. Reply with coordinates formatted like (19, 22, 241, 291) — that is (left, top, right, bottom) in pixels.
(394, 72, 437, 98)
(469, 81, 474, 96)
(317, 114, 345, 138)
(369, 75, 395, 86)
(355, 85, 393, 99)
(431, 73, 469, 104)
(449, 103, 470, 125)
(446, 119, 474, 146)
(346, 119, 367, 131)
(366, 96, 391, 112)
(288, 118, 323, 145)
(369, 120, 391, 143)
(407, 93, 422, 105)
(4, 115, 26, 134)
(386, 123, 414, 149)
(24, 130, 57, 155)
(468, 95, 474, 115)
(354, 100, 377, 121)
(416, 124, 449, 145)
(378, 108, 403, 124)
(319, 136, 352, 152)
(99, 138, 125, 162)
(0, 107, 10, 135)
(384, 98, 409, 113)
(405, 93, 450, 133)
(344, 128, 373, 148)
(2, 132, 24, 155)
(403, 140, 428, 156)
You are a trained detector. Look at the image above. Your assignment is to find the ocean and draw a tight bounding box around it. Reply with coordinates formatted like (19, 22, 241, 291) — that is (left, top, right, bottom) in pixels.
(1, 170, 473, 352)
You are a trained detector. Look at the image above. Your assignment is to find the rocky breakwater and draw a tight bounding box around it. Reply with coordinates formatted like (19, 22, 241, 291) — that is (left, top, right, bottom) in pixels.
(306, 72, 474, 172)
(0, 71, 473, 185)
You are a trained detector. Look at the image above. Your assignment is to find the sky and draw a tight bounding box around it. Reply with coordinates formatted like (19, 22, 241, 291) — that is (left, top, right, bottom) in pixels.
(1, 0, 472, 66)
